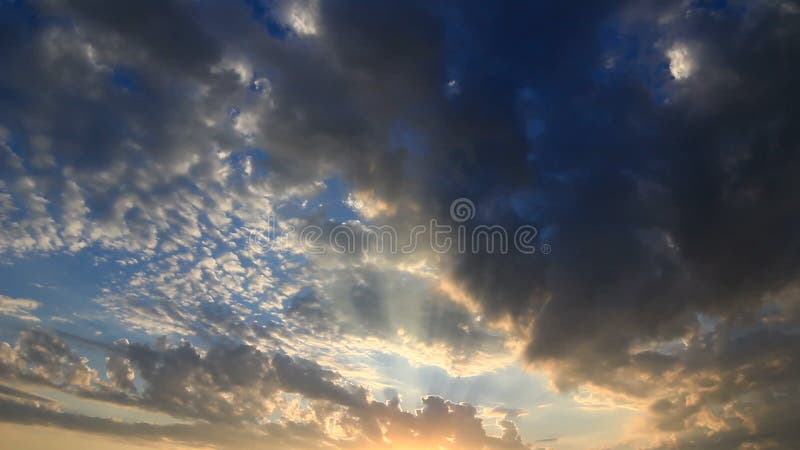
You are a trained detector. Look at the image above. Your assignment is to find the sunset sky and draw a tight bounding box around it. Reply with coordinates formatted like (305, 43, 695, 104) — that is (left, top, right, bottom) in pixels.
(1, 1, 799, 449)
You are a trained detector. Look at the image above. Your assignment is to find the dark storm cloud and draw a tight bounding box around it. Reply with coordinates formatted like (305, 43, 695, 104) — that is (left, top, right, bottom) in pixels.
(458, 0, 800, 376)
(4, 0, 235, 157)
(267, 2, 800, 446)
(53, 0, 223, 76)
(430, 3, 800, 447)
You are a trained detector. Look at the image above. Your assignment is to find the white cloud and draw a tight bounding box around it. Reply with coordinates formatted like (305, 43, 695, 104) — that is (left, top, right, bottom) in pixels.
(666, 43, 694, 80)
(284, 0, 320, 36)
(0, 294, 41, 322)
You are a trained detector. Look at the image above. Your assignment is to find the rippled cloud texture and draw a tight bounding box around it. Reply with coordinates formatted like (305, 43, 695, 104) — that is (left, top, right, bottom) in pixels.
(0, 0, 799, 449)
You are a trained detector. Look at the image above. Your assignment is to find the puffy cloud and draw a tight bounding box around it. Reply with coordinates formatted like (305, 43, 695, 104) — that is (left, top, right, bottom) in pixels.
(0, 328, 530, 448)
(105, 340, 135, 393)
(666, 43, 693, 80)
(0, 329, 98, 389)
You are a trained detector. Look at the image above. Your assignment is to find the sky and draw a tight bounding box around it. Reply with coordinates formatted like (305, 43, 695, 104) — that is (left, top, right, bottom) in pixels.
(0, 0, 799, 449)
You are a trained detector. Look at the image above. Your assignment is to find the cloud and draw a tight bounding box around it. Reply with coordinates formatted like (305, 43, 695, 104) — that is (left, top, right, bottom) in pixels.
(666, 43, 693, 80)
(0, 383, 56, 405)
(0, 328, 530, 448)
(0, 396, 334, 449)
(0, 0, 513, 376)
(417, 4, 800, 447)
(0, 0, 799, 448)
(0, 294, 41, 322)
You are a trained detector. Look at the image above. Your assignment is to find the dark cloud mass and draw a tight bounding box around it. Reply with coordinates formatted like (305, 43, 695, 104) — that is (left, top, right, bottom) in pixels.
(0, 0, 799, 448)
